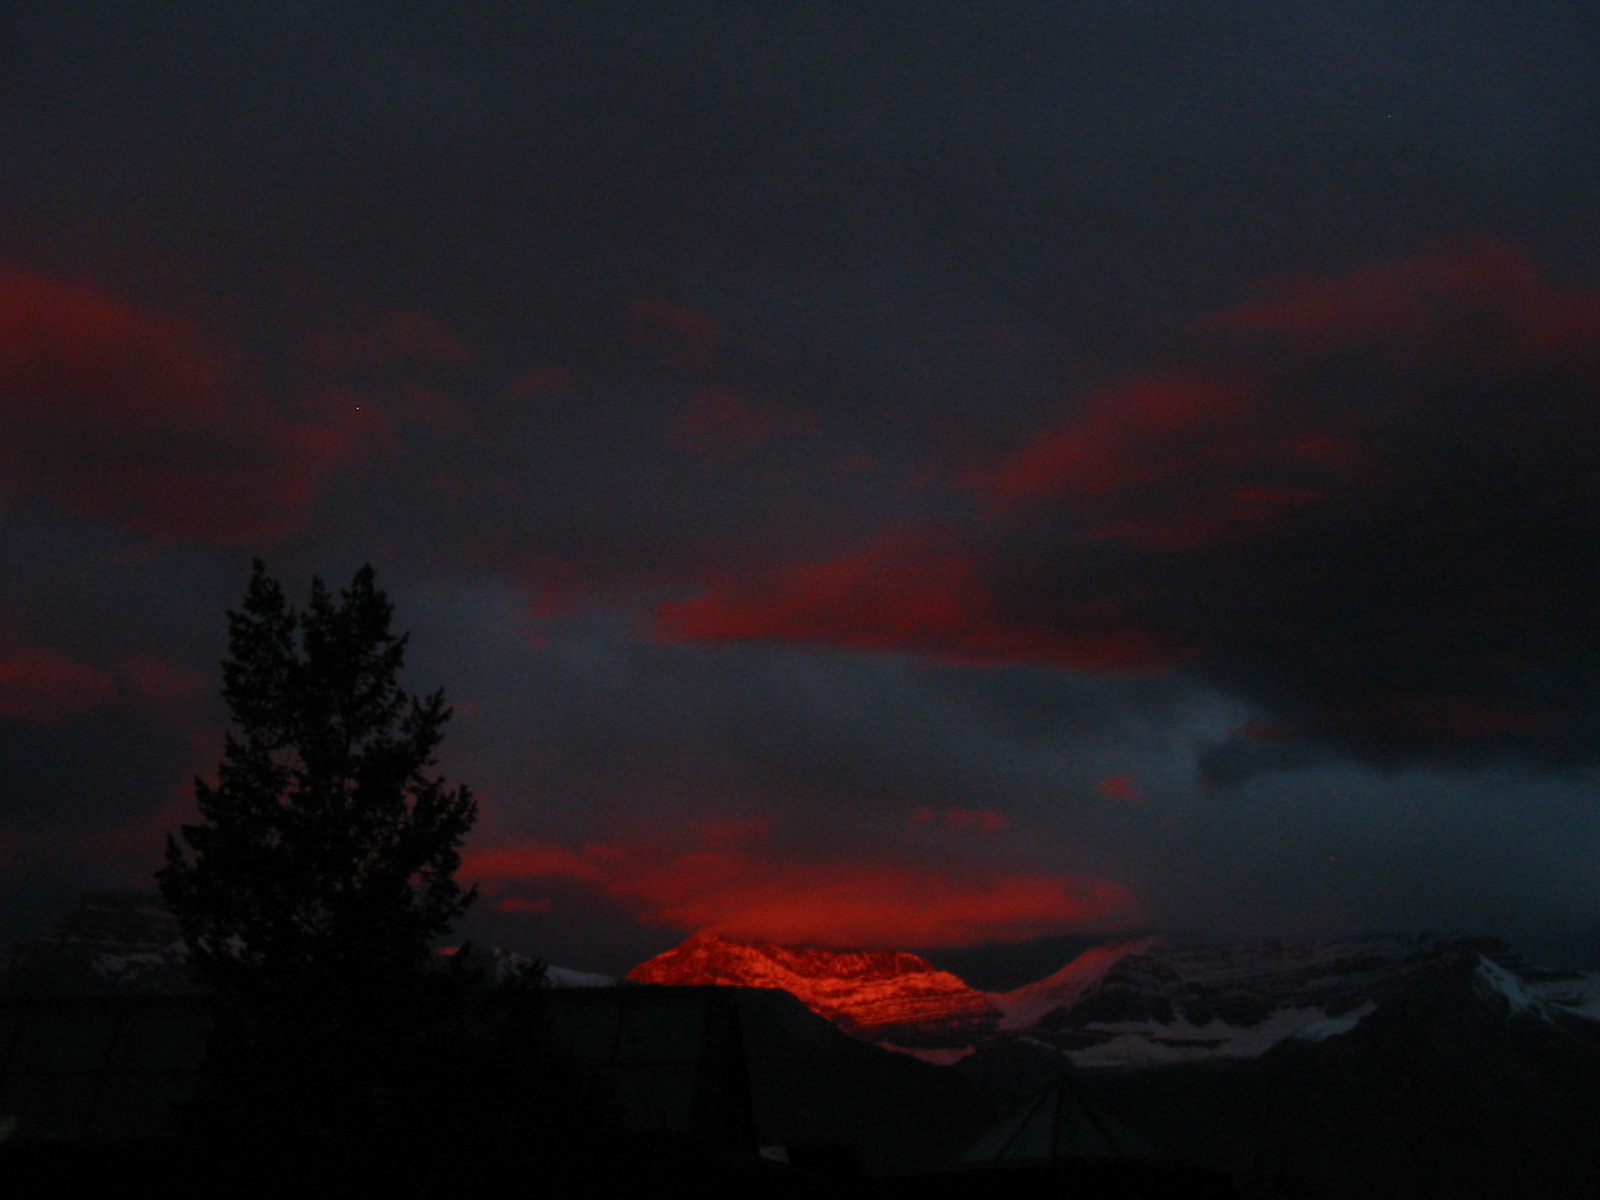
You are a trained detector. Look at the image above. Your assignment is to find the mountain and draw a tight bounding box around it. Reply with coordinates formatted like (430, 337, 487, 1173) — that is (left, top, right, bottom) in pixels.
(626, 931, 1600, 1193)
(1033, 934, 1600, 1069)
(1083, 947, 1600, 1199)
(438, 943, 618, 987)
(0, 894, 623, 996)
(987, 936, 1160, 1029)
(0, 891, 196, 994)
(1001, 933, 1453, 1068)
(626, 931, 1000, 1047)
(627, 930, 1600, 1072)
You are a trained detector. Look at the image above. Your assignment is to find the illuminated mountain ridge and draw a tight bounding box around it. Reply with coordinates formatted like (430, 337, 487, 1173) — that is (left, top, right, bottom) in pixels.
(626, 931, 1000, 1047)
(628, 930, 1600, 1068)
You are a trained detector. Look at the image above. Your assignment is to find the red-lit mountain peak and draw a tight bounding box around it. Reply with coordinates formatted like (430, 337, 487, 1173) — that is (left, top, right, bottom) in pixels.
(627, 931, 999, 1046)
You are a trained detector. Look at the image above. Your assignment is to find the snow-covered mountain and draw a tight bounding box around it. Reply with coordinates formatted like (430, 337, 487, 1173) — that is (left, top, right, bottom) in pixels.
(626, 930, 1600, 1070)
(627, 931, 1000, 1046)
(1084, 947, 1600, 1199)
(987, 936, 1161, 1030)
(0, 894, 620, 995)
(1000, 934, 1447, 1068)
(1041, 935, 1600, 1068)
(15, 894, 1600, 1079)
(0, 891, 196, 994)
(437, 943, 617, 987)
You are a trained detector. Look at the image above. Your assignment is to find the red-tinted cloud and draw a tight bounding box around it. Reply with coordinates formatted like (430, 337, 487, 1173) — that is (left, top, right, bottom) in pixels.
(981, 376, 1355, 551)
(656, 245, 1600, 769)
(505, 365, 572, 397)
(665, 385, 807, 462)
(619, 858, 1130, 948)
(1096, 775, 1142, 805)
(657, 527, 1176, 672)
(464, 823, 1131, 948)
(465, 841, 605, 882)
(0, 791, 188, 878)
(631, 299, 725, 364)
(302, 309, 470, 371)
(1214, 242, 1600, 356)
(495, 895, 555, 915)
(117, 657, 209, 706)
(0, 273, 361, 542)
(0, 644, 114, 725)
(910, 806, 1010, 831)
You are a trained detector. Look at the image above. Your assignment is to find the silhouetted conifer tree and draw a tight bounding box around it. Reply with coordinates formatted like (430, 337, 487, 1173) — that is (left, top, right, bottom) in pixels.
(159, 560, 477, 998)
(156, 561, 479, 1145)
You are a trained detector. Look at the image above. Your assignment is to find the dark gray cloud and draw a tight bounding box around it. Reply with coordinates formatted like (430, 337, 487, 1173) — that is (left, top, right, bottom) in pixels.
(4, 2, 1600, 965)
(668, 247, 1600, 772)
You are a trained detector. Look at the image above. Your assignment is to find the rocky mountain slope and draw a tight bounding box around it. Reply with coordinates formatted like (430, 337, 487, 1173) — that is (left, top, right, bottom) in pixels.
(626, 931, 1600, 1193)
(1083, 947, 1600, 1199)
(1, 895, 623, 995)
(0, 892, 196, 994)
(628, 929, 1600, 1072)
(999, 933, 1448, 1067)
(16, 894, 1600, 1080)
(12, 895, 1600, 1195)
(627, 931, 1000, 1046)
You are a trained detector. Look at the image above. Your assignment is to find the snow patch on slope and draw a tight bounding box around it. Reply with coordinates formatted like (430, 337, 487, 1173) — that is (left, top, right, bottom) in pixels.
(92, 946, 185, 980)
(1527, 969, 1600, 1020)
(1293, 1001, 1376, 1043)
(546, 965, 617, 988)
(987, 937, 1158, 1030)
(1069, 1004, 1368, 1068)
(1473, 954, 1563, 1025)
(880, 1043, 975, 1066)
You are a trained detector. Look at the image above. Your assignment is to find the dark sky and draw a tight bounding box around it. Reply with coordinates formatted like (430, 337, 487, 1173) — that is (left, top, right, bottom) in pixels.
(5, 1, 1600, 973)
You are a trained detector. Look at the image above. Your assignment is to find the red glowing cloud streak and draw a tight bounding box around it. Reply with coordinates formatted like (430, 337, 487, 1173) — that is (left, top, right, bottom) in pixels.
(0, 644, 114, 725)
(632, 299, 726, 349)
(464, 826, 1133, 948)
(302, 308, 469, 371)
(656, 528, 1176, 672)
(0, 272, 363, 543)
(910, 806, 1010, 831)
(1213, 241, 1600, 355)
(664, 385, 813, 463)
(978, 373, 1361, 552)
(622, 861, 1131, 948)
(1096, 775, 1142, 805)
(464, 841, 605, 883)
(652, 243, 1600, 766)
